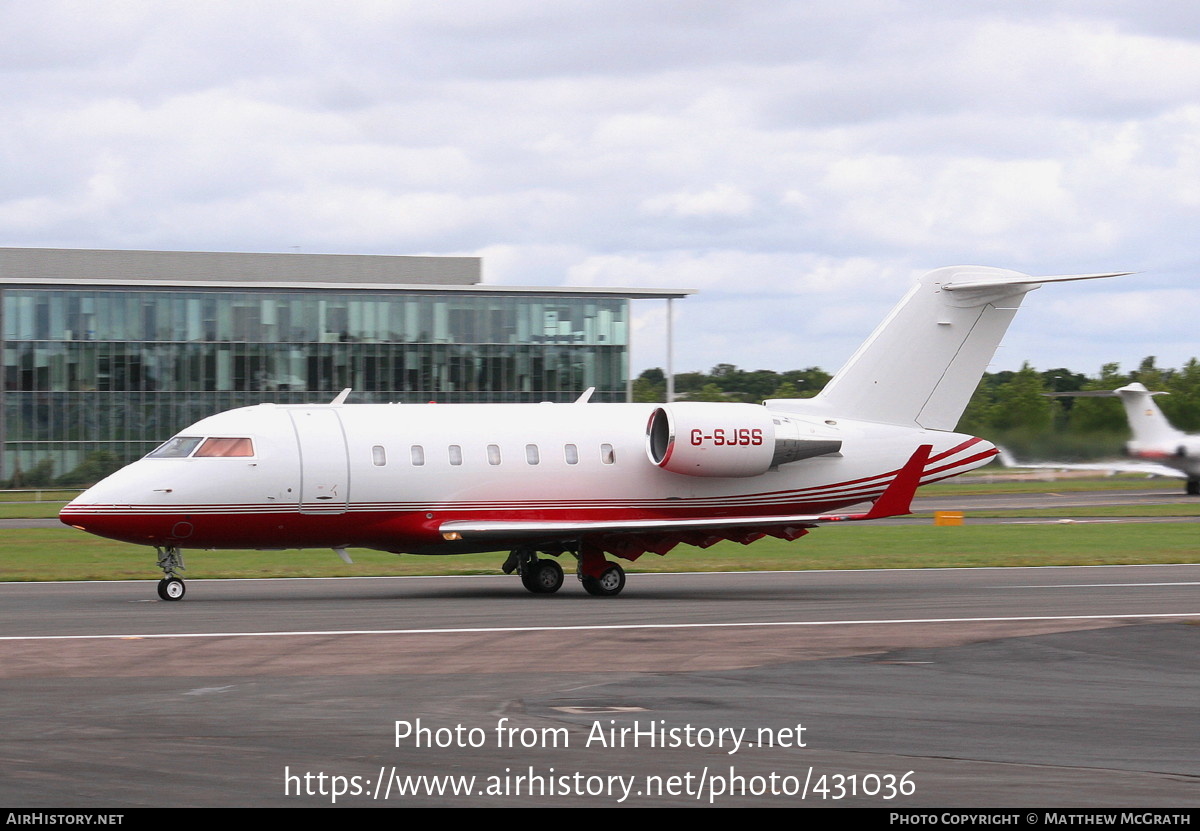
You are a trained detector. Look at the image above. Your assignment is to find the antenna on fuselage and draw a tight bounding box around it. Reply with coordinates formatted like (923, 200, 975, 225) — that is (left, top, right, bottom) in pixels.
(574, 387, 596, 404)
(330, 388, 352, 405)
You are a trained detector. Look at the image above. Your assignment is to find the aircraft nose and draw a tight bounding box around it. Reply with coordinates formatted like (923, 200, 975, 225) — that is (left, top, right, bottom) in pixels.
(59, 487, 97, 530)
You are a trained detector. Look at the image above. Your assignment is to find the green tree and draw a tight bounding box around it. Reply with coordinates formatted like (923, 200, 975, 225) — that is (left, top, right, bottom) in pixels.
(56, 451, 121, 486)
(684, 383, 732, 402)
(632, 377, 665, 403)
(7, 459, 55, 488)
(1165, 358, 1200, 431)
(766, 381, 802, 399)
(990, 363, 1052, 432)
(1067, 362, 1130, 434)
(632, 368, 666, 403)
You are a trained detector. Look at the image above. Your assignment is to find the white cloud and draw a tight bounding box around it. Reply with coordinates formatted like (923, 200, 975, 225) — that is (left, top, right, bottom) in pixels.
(1, 1, 1199, 376)
(640, 184, 755, 218)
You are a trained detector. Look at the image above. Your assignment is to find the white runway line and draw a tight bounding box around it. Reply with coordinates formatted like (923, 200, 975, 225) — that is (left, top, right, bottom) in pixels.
(1, 611, 1197, 642)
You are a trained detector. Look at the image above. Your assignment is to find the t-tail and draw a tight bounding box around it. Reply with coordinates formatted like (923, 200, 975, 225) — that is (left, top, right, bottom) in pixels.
(767, 266, 1129, 429)
(1113, 383, 1182, 447)
(1048, 382, 1182, 448)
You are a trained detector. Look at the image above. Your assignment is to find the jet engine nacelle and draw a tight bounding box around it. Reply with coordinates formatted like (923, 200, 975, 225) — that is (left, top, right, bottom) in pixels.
(646, 403, 842, 478)
(1174, 438, 1200, 458)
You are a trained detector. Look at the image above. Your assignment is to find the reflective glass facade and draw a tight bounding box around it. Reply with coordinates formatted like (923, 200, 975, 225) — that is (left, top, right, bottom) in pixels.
(2, 286, 629, 482)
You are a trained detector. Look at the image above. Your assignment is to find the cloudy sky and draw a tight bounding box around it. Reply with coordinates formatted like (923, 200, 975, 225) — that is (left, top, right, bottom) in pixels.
(3, 1, 1199, 378)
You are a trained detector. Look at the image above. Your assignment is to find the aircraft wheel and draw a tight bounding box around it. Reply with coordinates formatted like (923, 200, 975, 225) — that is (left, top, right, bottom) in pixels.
(519, 560, 541, 592)
(521, 559, 563, 594)
(1188, 480, 1199, 496)
(581, 563, 625, 597)
(157, 577, 186, 601)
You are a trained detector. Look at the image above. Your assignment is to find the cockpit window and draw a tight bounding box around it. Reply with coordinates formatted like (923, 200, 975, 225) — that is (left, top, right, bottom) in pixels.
(148, 437, 204, 458)
(194, 437, 255, 457)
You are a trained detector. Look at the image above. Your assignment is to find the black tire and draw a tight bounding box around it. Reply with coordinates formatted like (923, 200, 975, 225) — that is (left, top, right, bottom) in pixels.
(581, 562, 625, 597)
(521, 559, 564, 594)
(1188, 480, 1200, 496)
(520, 561, 539, 592)
(157, 577, 186, 601)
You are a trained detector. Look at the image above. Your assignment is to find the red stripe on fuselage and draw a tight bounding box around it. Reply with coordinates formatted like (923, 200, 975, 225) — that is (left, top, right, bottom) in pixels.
(60, 442, 994, 552)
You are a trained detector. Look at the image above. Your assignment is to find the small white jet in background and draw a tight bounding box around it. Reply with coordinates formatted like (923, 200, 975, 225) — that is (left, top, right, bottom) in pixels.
(1004, 383, 1200, 495)
(60, 266, 1126, 600)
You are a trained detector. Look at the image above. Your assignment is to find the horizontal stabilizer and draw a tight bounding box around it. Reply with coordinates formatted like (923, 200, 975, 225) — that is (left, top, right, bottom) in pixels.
(941, 270, 1132, 294)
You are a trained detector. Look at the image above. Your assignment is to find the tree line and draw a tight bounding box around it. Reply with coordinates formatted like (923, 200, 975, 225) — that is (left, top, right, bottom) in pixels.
(634, 357, 1200, 459)
(10, 356, 1195, 487)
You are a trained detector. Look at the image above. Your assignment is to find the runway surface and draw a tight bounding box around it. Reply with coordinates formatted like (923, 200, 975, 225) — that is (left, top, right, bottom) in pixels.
(2, 565, 1197, 807)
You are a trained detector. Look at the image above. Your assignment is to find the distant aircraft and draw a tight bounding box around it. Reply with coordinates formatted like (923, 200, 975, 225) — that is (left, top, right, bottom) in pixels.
(59, 266, 1125, 600)
(1004, 383, 1200, 494)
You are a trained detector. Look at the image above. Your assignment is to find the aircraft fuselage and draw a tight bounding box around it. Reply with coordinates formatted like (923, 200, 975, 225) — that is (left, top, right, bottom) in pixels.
(60, 400, 994, 555)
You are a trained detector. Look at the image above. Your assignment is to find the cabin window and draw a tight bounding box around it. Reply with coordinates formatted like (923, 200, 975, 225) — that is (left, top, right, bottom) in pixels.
(148, 436, 203, 458)
(525, 444, 540, 465)
(448, 445, 463, 466)
(564, 443, 579, 465)
(600, 443, 615, 464)
(410, 445, 425, 466)
(487, 444, 502, 465)
(194, 437, 255, 458)
(372, 445, 387, 466)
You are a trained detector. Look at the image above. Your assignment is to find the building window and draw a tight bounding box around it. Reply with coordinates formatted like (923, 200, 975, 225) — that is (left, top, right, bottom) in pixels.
(1, 280, 634, 482)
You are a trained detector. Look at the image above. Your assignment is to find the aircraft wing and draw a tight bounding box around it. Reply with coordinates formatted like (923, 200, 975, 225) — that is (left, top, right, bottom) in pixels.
(997, 448, 1185, 479)
(440, 445, 931, 541)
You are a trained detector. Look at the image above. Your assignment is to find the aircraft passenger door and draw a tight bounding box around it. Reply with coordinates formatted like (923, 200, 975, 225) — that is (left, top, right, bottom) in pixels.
(289, 409, 350, 514)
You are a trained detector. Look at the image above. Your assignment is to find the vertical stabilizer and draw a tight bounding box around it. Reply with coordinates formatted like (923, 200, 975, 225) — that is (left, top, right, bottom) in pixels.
(1114, 383, 1180, 446)
(768, 266, 1126, 430)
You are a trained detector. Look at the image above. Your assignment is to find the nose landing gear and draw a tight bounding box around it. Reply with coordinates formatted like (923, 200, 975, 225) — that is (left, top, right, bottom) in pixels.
(155, 545, 187, 601)
(157, 576, 186, 601)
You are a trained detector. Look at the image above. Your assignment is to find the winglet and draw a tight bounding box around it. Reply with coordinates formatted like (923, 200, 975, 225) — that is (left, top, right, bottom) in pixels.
(861, 444, 931, 519)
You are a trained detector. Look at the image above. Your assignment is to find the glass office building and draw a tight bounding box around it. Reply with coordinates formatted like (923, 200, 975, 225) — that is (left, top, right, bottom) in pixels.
(0, 248, 681, 485)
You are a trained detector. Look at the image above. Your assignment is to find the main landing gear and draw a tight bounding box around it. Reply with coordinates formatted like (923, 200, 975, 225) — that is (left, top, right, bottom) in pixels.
(521, 557, 565, 594)
(504, 546, 565, 594)
(1187, 479, 1200, 496)
(581, 562, 626, 597)
(155, 545, 187, 601)
(502, 542, 627, 597)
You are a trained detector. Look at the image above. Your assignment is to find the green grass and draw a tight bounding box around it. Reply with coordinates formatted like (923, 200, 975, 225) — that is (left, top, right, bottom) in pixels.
(0, 502, 67, 519)
(0, 490, 80, 503)
(4, 523, 1196, 583)
(915, 504, 1200, 519)
(6, 475, 1196, 582)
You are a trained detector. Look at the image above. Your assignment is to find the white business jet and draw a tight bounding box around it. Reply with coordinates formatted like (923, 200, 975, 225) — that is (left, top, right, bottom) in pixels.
(60, 266, 1125, 600)
(1005, 383, 1200, 494)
